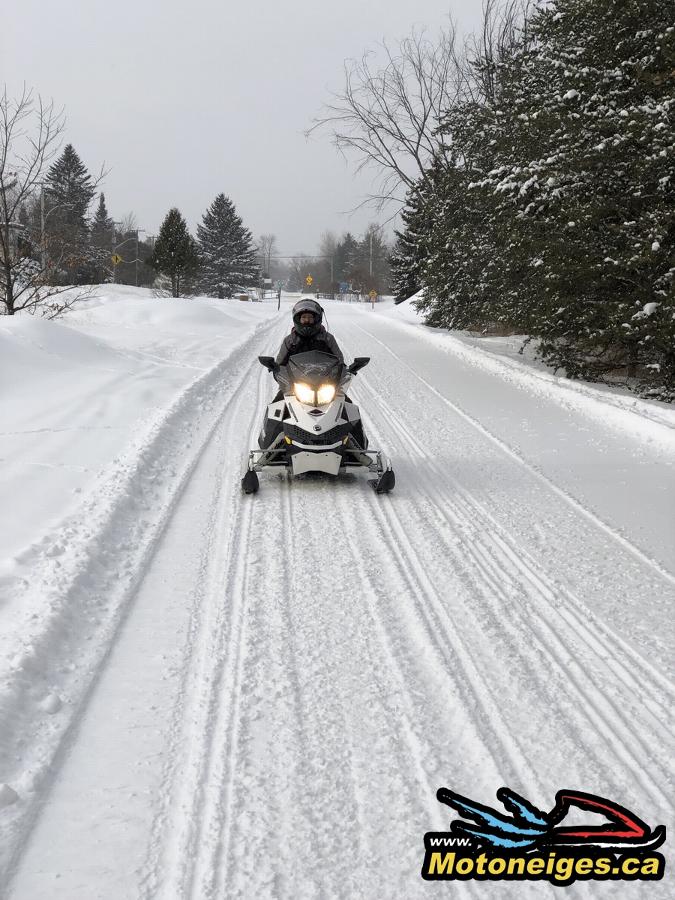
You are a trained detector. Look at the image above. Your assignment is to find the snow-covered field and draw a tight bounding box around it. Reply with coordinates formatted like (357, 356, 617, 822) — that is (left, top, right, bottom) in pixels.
(0, 288, 673, 898)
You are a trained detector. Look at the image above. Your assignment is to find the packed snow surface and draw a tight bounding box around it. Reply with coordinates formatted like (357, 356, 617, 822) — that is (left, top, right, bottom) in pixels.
(0, 288, 673, 898)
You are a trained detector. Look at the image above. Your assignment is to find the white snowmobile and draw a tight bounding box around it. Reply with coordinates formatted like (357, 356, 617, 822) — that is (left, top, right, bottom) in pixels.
(241, 350, 395, 494)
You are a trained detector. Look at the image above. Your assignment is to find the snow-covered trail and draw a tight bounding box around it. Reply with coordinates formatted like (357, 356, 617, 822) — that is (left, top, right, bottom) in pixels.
(4, 302, 674, 899)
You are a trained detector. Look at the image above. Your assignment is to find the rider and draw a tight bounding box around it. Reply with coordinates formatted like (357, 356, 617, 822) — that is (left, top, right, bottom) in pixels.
(261, 296, 367, 450)
(275, 298, 344, 365)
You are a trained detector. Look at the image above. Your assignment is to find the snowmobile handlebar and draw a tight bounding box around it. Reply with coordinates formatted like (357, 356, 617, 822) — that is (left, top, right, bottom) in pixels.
(348, 357, 370, 375)
(259, 355, 369, 376)
(259, 356, 280, 373)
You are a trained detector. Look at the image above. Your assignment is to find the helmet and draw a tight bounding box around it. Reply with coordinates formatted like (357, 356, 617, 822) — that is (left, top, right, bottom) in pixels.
(292, 297, 324, 337)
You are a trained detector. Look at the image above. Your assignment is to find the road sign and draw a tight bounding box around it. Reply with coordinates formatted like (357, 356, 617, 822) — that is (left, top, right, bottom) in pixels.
(305, 275, 313, 286)
(111, 254, 123, 265)
(369, 290, 378, 299)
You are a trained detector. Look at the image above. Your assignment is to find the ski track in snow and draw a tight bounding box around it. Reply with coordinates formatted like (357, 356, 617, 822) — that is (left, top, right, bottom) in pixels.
(3, 303, 674, 899)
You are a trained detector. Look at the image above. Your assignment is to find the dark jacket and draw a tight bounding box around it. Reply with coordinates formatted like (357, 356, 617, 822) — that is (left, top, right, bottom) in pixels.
(275, 325, 344, 366)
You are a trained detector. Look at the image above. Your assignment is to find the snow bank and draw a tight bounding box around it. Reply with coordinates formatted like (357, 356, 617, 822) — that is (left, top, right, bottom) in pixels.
(0, 287, 284, 878)
(0, 286, 280, 566)
(377, 296, 675, 440)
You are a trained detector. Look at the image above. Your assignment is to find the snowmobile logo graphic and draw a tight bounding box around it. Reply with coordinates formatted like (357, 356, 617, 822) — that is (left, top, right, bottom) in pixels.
(437, 786, 666, 852)
(421, 787, 666, 885)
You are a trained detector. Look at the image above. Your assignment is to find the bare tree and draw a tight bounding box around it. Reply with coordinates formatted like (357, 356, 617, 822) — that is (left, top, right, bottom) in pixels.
(0, 87, 100, 317)
(118, 211, 138, 235)
(258, 233, 277, 278)
(467, 0, 533, 105)
(319, 230, 338, 260)
(309, 24, 463, 209)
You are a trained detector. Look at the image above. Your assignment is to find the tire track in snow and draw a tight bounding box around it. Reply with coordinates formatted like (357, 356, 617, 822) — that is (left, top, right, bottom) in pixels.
(359, 365, 674, 713)
(353, 361, 674, 818)
(136, 337, 287, 900)
(231, 475, 373, 898)
(211, 472, 493, 897)
(327, 488, 495, 900)
(354, 319, 675, 590)
(1, 314, 284, 889)
(189, 359, 275, 900)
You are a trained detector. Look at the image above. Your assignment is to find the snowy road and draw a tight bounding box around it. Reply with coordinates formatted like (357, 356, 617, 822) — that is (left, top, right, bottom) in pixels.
(2, 299, 674, 899)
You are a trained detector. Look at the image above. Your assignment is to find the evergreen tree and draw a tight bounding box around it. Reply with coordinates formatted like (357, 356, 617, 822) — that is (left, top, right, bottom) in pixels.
(196, 194, 259, 298)
(400, 0, 674, 399)
(480, 0, 675, 394)
(90, 194, 113, 246)
(44, 144, 96, 284)
(150, 208, 200, 297)
(90, 194, 114, 283)
(353, 224, 391, 294)
(334, 233, 359, 286)
(391, 180, 435, 304)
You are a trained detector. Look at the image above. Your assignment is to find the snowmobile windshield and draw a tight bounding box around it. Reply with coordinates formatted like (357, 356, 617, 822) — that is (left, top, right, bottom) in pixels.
(286, 351, 343, 388)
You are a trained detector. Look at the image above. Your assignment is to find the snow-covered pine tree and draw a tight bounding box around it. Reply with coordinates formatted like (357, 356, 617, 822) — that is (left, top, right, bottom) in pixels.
(90, 194, 114, 283)
(196, 194, 259, 298)
(414, 95, 512, 332)
(44, 144, 97, 284)
(478, 0, 675, 395)
(333, 233, 359, 288)
(150, 208, 200, 297)
(410, 0, 673, 398)
(391, 171, 450, 306)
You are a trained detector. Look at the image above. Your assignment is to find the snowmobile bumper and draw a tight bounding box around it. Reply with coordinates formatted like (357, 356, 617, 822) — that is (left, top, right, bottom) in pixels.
(291, 450, 342, 475)
(242, 436, 395, 494)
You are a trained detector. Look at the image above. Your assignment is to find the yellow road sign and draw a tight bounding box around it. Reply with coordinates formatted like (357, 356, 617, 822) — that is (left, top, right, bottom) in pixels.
(305, 275, 313, 286)
(111, 254, 123, 265)
(369, 290, 378, 299)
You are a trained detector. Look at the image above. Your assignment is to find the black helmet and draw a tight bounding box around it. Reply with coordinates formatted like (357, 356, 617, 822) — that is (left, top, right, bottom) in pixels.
(292, 297, 323, 337)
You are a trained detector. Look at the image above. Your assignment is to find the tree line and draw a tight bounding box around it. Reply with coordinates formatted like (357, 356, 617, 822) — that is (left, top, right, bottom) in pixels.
(1, 132, 260, 303)
(267, 226, 392, 296)
(316, 0, 674, 400)
(1, 88, 394, 315)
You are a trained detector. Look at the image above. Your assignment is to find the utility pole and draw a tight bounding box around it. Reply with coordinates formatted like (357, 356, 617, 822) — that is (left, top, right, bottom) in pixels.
(111, 221, 121, 283)
(40, 184, 46, 272)
(135, 229, 146, 286)
(369, 232, 373, 278)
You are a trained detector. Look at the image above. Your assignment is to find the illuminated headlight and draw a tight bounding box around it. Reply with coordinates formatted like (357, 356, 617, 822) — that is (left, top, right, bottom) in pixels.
(293, 382, 315, 404)
(316, 384, 336, 405)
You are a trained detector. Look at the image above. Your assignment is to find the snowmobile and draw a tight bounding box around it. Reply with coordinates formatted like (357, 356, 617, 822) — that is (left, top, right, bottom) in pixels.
(241, 350, 395, 494)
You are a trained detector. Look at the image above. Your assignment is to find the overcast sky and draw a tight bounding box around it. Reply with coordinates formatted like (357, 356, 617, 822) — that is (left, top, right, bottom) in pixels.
(2, 1, 484, 255)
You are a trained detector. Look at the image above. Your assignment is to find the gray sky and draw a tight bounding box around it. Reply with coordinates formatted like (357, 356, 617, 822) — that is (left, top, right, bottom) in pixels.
(2, 0, 484, 254)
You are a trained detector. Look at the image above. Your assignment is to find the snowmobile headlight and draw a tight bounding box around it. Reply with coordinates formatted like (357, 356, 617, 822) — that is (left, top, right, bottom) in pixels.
(316, 384, 336, 405)
(293, 382, 315, 404)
